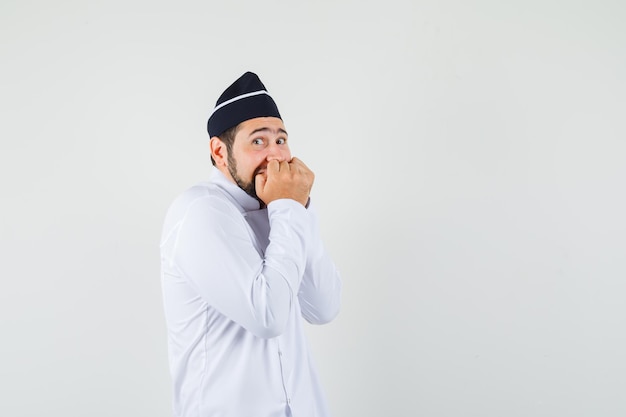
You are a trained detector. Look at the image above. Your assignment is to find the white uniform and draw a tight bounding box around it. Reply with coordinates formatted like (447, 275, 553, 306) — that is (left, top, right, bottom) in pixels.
(160, 169, 342, 417)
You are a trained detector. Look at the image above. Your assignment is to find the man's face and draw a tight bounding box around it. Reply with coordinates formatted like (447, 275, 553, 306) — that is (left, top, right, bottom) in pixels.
(226, 117, 291, 201)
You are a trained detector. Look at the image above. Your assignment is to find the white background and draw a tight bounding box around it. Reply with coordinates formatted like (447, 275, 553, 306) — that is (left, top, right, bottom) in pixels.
(1, 1, 625, 416)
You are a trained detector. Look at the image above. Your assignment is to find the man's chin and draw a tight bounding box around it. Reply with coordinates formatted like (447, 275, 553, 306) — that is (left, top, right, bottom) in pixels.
(230, 166, 265, 204)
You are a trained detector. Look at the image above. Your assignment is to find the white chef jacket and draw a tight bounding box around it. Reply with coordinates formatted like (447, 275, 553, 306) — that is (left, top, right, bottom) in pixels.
(160, 169, 342, 417)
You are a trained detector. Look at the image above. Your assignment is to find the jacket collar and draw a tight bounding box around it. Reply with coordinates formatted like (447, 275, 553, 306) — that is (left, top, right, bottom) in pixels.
(210, 169, 262, 212)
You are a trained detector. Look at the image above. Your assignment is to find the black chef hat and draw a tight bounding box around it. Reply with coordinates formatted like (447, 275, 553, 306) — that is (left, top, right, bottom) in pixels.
(207, 71, 282, 137)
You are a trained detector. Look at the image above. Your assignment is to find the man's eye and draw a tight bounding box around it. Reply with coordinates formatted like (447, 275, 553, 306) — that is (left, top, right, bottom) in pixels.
(252, 138, 263, 145)
(276, 138, 286, 145)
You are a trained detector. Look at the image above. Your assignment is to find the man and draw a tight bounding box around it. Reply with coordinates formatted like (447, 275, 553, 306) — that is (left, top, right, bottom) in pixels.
(160, 71, 342, 417)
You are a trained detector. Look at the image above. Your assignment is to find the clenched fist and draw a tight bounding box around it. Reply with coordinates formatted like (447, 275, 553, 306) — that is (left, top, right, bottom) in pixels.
(255, 157, 314, 207)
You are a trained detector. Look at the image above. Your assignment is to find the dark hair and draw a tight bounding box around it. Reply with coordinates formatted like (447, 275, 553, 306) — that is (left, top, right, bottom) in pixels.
(210, 124, 240, 166)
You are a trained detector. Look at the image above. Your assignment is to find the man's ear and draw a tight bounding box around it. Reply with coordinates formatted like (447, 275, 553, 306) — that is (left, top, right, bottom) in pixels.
(210, 136, 228, 167)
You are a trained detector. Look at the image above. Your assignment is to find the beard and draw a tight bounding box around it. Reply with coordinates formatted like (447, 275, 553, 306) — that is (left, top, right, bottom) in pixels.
(227, 153, 264, 204)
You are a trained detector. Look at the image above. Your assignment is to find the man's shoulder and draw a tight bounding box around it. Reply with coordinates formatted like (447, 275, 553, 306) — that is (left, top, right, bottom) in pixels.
(167, 181, 232, 215)
(161, 181, 239, 242)
(174, 181, 212, 204)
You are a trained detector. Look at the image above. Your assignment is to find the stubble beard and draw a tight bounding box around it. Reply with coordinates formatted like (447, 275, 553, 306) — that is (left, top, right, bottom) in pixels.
(227, 154, 263, 204)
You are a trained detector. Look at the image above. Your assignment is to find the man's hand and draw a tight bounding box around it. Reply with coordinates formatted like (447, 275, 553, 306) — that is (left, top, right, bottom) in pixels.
(255, 157, 314, 207)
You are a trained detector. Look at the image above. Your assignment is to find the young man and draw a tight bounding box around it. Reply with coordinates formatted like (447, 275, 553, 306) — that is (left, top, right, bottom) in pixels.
(160, 72, 342, 417)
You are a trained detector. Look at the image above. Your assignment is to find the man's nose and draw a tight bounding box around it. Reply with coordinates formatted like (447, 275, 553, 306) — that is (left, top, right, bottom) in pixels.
(266, 143, 286, 162)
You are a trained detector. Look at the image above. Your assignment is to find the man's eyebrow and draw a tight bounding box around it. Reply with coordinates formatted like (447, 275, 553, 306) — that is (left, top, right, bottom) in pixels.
(248, 127, 288, 137)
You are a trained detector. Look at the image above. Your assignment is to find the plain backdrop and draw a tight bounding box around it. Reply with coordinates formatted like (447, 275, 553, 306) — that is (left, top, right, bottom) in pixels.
(1, 1, 625, 416)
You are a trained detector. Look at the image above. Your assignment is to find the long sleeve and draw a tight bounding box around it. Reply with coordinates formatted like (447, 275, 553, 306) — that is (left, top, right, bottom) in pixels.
(160, 177, 339, 417)
(167, 194, 311, 339)
(298, 202, 342, 324)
